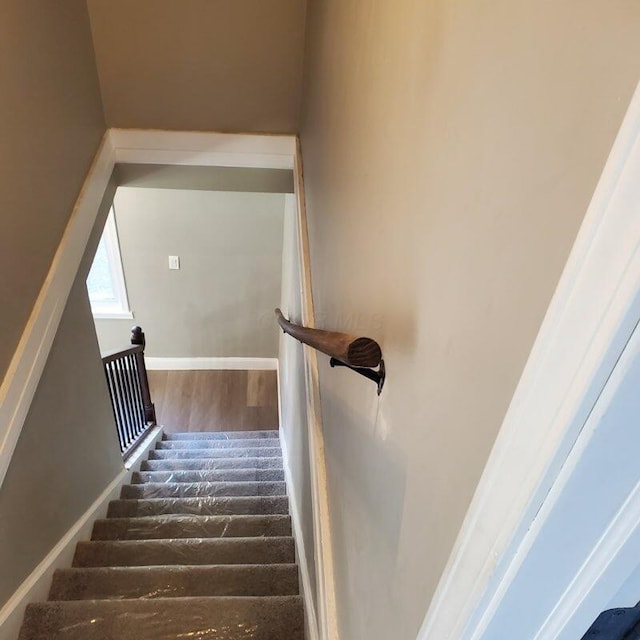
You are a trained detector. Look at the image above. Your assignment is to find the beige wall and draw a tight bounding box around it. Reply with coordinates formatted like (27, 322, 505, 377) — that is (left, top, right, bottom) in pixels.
(0, 1, 105, 381)
(299, 2, 640, 638)
(0, 180, 124, 608)
(94, 188, 285, 357)
(87, 0, 307, 133)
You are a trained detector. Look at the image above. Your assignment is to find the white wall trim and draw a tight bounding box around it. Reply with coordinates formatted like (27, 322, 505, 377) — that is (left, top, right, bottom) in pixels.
(0, 133, 116, 490)
(418, 81, 640, 640)
(294, 141, 339, 640)
(108, 129, 296, 170)
(0, 427, 163, 640)
(278, 408, 321, 640)
(530, 321, 640, 640)
(144, 357, 278, 371)
(92, 311, 135, 320)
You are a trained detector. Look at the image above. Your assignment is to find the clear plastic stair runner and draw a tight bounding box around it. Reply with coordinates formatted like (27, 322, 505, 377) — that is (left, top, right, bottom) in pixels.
(107, 496, 290, 518)
(49, 565, 300, 600)
(120, 480, 287, 499)
(18, 430, 305, 640)
(91, 514, 292, 540)
(20, 597, 304, 639)
(132, 468, 285, 483)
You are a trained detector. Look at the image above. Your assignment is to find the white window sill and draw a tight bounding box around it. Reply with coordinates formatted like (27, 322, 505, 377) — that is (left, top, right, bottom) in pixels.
(92, 311, 134, 320)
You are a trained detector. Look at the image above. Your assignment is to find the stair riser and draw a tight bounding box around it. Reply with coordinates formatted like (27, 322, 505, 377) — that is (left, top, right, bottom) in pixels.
(156, 439, 281, 450)
(120, 481, 287, 499)
(92, 515, 292, 540)
(107, 496, 290, 517)
(148, 448, 282, 459)
(131, 469, 285, 484)
(73, 538, 295, 567)
(49, 565, 299, 600)
(140, 457, 283, 471)
(20, 597, 304, 640)
(163, 430, 279, 441)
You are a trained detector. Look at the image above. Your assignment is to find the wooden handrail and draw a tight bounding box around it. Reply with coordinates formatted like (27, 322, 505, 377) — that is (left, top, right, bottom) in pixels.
(275, 308, 382, 368)
(101, 344, 143, 364)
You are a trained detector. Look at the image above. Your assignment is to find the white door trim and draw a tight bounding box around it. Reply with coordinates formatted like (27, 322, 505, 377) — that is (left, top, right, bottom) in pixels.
(418, 80, 640, 640)
(0, 131, 296, 490)
(530, 320, 640, 640)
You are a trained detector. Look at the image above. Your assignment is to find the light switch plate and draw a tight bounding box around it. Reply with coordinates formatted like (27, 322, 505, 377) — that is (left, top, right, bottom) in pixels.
(168, 255, 180, 270)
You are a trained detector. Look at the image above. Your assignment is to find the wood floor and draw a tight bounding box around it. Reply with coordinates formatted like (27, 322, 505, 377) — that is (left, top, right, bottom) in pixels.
(148, 370, 279, 433)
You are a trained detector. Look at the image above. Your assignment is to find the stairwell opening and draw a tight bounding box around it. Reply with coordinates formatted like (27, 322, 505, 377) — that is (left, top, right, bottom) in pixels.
(15, 161, 312, 640)
(85, 164, 294, 434)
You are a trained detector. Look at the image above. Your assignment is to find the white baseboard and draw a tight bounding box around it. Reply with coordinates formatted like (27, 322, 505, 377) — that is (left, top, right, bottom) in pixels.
(144, 357, 278, 371)
(0, 427, 163, 640)
(279, 425, 320, 640)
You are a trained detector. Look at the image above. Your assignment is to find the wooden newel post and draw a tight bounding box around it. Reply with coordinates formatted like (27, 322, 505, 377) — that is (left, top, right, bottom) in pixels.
(131, 326, 156, 425)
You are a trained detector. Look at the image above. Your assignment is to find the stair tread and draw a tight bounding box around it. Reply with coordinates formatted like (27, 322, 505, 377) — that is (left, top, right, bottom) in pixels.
(108, 496, 289, 518)
(132, 469, 284, 483)
(141, 457, 283, 471)
(20, 596, 304, 640)
(121, 481, 287, 499)
(163, 430, 279, 440)
(73, 537, 296, 567)
(92, 514, 292, 540)
(49, 564, 299, 600)
(156, 438, 281, 449)
(149, 448, 282, 459)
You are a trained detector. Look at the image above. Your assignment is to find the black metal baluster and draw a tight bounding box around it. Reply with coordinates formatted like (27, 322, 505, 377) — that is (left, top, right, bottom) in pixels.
(110, 361, 129, 452)
(129, 354, 146, 436)
(120, 356, 138, 444)
(114, 358, 134, 448)
(129, 355, 143, 438)
(127, 354, 142, 437)
(105, 363, 126, 452)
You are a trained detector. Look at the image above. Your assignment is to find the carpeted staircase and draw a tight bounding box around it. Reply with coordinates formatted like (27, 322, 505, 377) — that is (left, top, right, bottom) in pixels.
(18, 430, 305, 639)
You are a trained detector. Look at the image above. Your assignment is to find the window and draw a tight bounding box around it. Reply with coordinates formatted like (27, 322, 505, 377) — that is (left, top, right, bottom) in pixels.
(86, 208, 132, 318)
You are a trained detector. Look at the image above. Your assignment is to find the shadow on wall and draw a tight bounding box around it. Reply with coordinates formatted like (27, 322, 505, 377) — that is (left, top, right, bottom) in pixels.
(186, 295, 281, 358)
(312, 298, 419, 360)
(320, 378, 408, 621)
